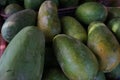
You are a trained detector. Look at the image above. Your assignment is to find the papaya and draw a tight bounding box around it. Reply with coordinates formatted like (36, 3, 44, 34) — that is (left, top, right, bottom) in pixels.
(88, 21, 120, 72)
(108, 18, 120, 42)
(24, 0, 44, 10)
(61, 16, 87, 43)
(38, 1, 61, 42)
(1, 9, 37, 42)
(0, 26, 45, 80)
(43, 68, 69, 80)
(4, 3, 23, 17)
(53, 34, 98, 80)
(75, 2, 107, 25)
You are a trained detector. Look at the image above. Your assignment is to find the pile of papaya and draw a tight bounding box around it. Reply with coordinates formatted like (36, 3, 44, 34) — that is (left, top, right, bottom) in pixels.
(0, 0, 120, 80)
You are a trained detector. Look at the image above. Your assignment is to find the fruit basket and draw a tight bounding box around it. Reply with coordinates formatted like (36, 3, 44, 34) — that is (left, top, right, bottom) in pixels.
(0, 0, 120, 80)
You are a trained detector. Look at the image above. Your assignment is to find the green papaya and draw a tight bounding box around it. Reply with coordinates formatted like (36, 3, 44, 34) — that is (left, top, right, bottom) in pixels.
(88, 21, 120, 72)
(59, 0, 79, 7)
(95, 71, 106, 80)
(24, 0, 44, 10)
(53, 34, 98, 80)
(1, 9, 37, 42)
(106, 63, 120, 80)
(61, 16, 87, 43)
(75, 2, 107, 25)
(38, 1, 61, 42)
(108, 18, 120, 42)
(4, 3, 23, 16)
(0, 26, 45, 80)
(43, 68, 69, 80)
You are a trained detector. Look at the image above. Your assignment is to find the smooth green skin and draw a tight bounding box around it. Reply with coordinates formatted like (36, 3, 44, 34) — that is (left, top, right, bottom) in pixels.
(59, 0, 79, 7)
(4, 3, 23, 16)
(38, 1, 61, 42)
(24, 0, 44, 10)
(88, 22, 120, 72)
(43, 69, 68, 80)
(75, 2, 107, 25)
(106, 64, 120, 79)
(61, 16, 87, 43)
(1, 9, 36, 42)
(94, 71, 106, 80)
(0, 26, 45, 80)
(53, 34, 98, 80)
(108, 18, 120, 42)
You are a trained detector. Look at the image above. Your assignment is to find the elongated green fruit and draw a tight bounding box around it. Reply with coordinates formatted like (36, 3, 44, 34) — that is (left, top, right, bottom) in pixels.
(38, 1, 61, 42)
(75, 2, 107, 25)
(61, 16, 87, 43)
(0, 26, 45, 80)
(88, 21, 120, 72)
(1, 9, 36, 42)
(4, 3, 23, 16)
(53, 34, 98, 80)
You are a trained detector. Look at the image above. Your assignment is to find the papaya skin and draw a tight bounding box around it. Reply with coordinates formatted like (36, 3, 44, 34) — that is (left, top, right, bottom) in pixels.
(61, 16, 87, 43)
(88, 22, 120, 72)
(75, 2, 108, 25)
(1, 9, 37, 42)
(53, 34, 98, 80)
(4, 3, 23, 16)
(0, 26, 45, 80)
(38, 1, 61, 42)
